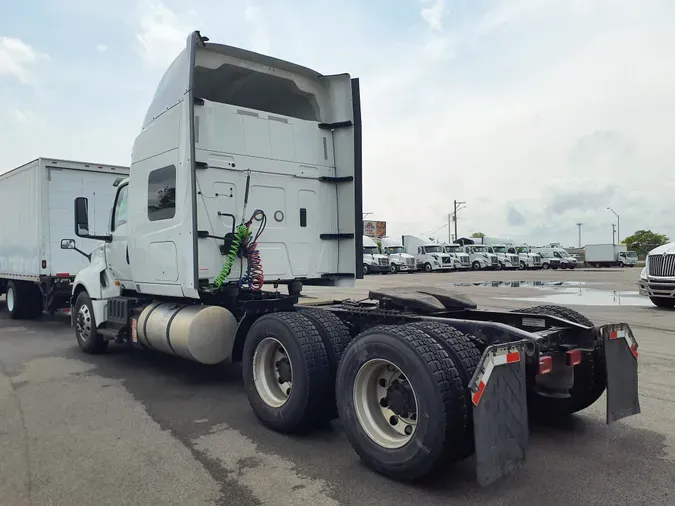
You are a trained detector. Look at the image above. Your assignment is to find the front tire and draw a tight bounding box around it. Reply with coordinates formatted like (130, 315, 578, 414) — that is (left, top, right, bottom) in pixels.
(363, 264, 370, 275)
(472, 261, 481, 270)
(336, 325, 466, 481)
(243, 312, 332, 433)
(424, 262, 433, 273)
(390, 264, 399, 274)
(519, 261, 526, 270)
(74, 291, 108, 354)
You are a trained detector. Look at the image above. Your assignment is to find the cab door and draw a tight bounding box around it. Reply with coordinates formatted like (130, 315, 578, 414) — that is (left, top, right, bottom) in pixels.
(105, 184, 132, 284)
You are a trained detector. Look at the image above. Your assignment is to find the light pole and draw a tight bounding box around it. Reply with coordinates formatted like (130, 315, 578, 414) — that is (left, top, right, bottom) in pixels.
(607, 207, 620, 243)
(452, 200, 466, 242)
(576, 223, 583, 248)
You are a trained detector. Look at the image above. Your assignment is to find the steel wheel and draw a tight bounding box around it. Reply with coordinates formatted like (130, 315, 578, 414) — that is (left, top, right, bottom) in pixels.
(6, 285, 15, 313)
(253, 337, 293, 408)
(353, 358, 419, 449)
(76, 303, 92, 342)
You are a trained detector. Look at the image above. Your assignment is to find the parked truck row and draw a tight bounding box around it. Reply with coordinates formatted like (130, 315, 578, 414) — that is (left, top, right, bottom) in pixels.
(1, 31, 642, 488)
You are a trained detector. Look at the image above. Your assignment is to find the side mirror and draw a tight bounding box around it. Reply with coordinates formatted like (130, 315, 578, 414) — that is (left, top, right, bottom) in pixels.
(74, 197, 90, 237)
(61, 239, 76, 250)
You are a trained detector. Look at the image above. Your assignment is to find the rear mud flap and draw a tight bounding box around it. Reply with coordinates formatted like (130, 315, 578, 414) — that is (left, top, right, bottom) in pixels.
(469, 342, 529, 487)
(601, 324, 640, 424)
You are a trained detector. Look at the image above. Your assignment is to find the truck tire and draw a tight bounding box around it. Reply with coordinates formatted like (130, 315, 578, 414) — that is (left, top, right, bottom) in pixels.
(650, 297, 675, 309)
(363, 264, 370, 275)
(404, 321, 482, 459)
(472, 261, 481, 270)
(242, 312, 332, 434)
(424, 262, 433, 273)
(519, 261, 526, 270)
(296, 308, 353, 418)
(5, 281, 41, 320)
(74, 291, 108, 354)
(390, 264, 398, 274)
(336, 325, 466, 481)
(6, 281, 24, 319)
(510, 305, 604, 422)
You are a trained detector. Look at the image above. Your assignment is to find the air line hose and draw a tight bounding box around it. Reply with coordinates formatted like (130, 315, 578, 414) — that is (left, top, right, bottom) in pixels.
(214, 224, 249, 288)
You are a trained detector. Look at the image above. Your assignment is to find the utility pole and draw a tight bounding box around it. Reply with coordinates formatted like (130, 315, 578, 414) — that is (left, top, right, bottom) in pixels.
(452, 200, 466, 242)
(611, 223, 616, 244)
(576, 223, 583, 248)
(607, 207, 620, 243)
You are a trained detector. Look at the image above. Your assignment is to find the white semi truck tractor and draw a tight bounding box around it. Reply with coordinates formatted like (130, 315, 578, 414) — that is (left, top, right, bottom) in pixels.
(60, 31, 641, 487)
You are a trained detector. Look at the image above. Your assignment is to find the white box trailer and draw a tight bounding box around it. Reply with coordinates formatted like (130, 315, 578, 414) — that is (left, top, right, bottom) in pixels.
(0, 157, 129, 318)
(584, 243, 637, 267)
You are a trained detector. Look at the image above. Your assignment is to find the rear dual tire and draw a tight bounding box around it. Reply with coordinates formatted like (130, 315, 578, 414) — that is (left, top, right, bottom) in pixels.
(6, 281, 43, 320)
(336, 323, 482, 481)
(511, 305, 604, 423)
(243, 310, 352, 433)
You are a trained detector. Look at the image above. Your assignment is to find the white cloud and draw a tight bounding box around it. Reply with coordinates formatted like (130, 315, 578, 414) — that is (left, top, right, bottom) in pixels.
(0, 36, 48, 84)
(243, 4, 272, 55)
(135, 0, 198, 68)
(96, 44, 108, 52)
(420, 0, 447, 32)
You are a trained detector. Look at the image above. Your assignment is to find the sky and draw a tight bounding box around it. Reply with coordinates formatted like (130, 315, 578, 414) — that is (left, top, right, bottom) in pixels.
(1, 0, 674, 247)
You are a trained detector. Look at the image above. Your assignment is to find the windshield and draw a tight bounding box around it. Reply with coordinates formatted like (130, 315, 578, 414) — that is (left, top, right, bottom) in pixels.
(363, 246, 379, 255)
(386, 246, 405, 254)
(627, 251, 638, 258)
(471, 245, 488, 253)
(553, 251, 563, 258)
(555, 249, 571, 257)
(493, 246, 506, 253)
(515, 247, 529, 254)
(444, 245, 461, 254)
(424, 245, 443, 253)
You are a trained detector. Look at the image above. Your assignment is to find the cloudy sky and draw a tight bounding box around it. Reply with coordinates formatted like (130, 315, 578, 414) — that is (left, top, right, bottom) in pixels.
(1, 0, 674, 247)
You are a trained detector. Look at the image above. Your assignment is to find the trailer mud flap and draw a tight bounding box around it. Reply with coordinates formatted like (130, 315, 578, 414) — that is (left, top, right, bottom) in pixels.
(469, 342, 529, 487)
(601, 324, 640, 424)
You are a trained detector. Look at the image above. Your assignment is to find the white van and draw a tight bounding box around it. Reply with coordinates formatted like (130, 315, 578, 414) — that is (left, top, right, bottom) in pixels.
(381, 237, 417, 273)
(363, 236, 390, 275)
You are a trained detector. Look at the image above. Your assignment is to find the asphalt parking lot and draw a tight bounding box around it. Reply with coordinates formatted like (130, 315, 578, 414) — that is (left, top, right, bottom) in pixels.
(1, 268, 674, 506)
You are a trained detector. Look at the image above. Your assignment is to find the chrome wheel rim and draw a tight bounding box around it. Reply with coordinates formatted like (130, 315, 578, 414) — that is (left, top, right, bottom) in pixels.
(76, 304, 92, 342)
(7, 287, 14, 312)
(353, 359, 418, 449)
(253, 337, 292, 408)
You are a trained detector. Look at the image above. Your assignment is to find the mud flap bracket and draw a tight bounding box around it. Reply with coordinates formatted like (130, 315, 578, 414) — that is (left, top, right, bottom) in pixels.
(469, 341, 529, 487)
(601, 324, 640, 424)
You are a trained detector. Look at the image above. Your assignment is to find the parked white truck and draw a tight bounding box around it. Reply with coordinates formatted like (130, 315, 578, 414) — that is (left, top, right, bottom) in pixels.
(638, 242, 675, 308)
(531, 246, 578, 270)
(57, 30, 641, 488)
(503, 245, 542, 270)
(440, 243, 471, 270)
(402, 235, 454, 272)
(454, 238, 498, 270)
(380, 237, 417, 273)
(0, 157, 129, 318)
(362, 235, 390, 274)
(585, 244, 637, 268)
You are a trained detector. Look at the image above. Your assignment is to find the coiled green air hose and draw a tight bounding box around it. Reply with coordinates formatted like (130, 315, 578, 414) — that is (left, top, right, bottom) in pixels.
(214, 224, 250, 288)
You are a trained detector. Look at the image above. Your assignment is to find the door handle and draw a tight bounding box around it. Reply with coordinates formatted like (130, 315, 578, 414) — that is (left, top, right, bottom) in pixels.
(126, 245, 129, 264)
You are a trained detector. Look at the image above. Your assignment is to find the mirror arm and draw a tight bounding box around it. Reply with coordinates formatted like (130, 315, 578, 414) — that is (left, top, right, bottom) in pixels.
(73, 247, 91, 261)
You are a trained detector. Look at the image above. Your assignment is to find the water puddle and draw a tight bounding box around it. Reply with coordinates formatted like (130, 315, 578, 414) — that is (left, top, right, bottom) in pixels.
(439, 280, 651, 306)
(498, 287, 652, 306)
(442, 280, 592, 288)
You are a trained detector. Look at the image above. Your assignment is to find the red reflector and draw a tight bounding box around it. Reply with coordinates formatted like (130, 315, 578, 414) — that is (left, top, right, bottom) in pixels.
(538, 355, 553, 375)
(41, 260, 47, 269)
(55, 273, 70, 277)
(630, 344, 638, 359)
(609, 329, 618, 340)
(566, 349, 582, 366)
(506, 351, 520, 363)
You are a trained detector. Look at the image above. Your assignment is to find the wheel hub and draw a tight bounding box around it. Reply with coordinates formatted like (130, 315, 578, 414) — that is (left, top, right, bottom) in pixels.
(276, 357, 292, 384)
(385, 380, 415, 418)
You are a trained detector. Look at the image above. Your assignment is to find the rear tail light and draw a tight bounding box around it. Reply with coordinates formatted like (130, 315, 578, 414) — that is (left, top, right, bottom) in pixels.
(538, 355, 553, 375)
(41, 260, 47, 269)
(566, 349, 582, 366)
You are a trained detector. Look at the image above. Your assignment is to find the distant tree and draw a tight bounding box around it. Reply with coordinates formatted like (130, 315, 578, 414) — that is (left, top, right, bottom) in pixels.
(622, 230, 670, 257)
(471, 232, 485, 238)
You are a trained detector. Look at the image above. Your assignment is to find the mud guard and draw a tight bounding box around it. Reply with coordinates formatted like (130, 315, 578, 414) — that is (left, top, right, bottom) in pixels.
(469, 341, 529, 487)
(600, 324, 640, 424)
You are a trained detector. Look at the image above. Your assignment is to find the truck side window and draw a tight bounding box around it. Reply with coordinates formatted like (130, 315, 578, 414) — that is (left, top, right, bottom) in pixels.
(112, 185, 129, 231)
(148, 165, 176, 222)
(418, 247, 423, 254)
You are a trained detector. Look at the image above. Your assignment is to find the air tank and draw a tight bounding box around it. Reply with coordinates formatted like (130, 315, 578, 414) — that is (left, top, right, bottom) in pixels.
(136, 302, 238, 364)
